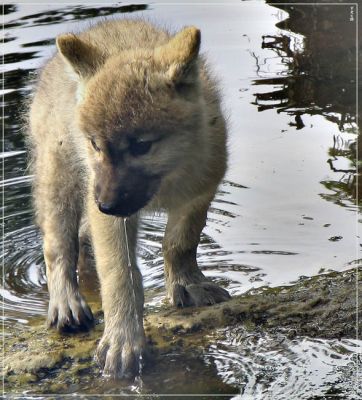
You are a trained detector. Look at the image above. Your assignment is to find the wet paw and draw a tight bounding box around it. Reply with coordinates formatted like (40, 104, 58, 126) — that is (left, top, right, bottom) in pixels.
(95, 331, 145, 380)
(171, 281, 231, 307)
(47, 291, 94, 332)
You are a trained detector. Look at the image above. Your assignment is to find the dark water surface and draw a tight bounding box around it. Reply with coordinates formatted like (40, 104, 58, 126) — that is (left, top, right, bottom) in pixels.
(2, 1, 360, 398)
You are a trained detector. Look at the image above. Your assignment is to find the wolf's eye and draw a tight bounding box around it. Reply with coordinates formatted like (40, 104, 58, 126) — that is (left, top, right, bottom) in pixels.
(90, 138, 100, 152)
(129, 138, 152, 157)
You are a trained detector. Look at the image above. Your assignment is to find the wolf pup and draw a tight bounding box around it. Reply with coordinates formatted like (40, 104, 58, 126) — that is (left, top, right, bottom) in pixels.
(28, 19, 230, 378)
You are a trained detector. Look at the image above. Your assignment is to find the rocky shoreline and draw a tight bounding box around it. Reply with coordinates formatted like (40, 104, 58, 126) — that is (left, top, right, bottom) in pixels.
(4, 267, 361, 395)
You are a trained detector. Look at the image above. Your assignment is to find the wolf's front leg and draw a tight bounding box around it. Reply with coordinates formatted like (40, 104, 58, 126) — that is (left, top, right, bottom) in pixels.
(35, 155, 94, 332)
(163, 195, 231, 307)
(43, 221, 94, 332)
(88, 196, 145, 379)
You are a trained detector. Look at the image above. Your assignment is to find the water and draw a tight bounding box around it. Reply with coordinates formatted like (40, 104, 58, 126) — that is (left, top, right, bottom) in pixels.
(2, 1, 360, 398)
(207, 327, 360, 399)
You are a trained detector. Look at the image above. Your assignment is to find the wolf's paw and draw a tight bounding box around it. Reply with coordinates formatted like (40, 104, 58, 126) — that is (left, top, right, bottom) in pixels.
(47, 291, 94, 332)
(171, 281, 231, 307)
(95, 328, 146, 380)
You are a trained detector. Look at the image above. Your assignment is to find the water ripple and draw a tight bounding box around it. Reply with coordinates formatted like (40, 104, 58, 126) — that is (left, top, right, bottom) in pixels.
(207, 327, 361, 400)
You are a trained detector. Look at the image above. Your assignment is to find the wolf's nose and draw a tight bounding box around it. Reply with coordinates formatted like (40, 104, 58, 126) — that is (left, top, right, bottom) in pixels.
(98, 202, 115, 215)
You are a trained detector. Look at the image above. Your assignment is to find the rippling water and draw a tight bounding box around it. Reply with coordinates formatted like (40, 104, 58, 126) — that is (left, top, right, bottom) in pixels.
(207, 328, 359, 399)
(2, 1, 360, 398)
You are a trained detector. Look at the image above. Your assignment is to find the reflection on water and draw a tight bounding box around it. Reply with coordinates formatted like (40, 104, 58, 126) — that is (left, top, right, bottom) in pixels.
(255, 1, 359, 207)
(4, 3, 148, 30)
(2, 1, 360, 398)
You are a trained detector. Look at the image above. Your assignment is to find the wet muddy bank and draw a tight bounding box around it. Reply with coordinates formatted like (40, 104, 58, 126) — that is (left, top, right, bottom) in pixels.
(148, 267, 360, 341)
(4, 267, 360, 395)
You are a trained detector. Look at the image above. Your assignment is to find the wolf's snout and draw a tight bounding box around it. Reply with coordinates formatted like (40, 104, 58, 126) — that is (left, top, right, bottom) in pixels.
(98, 202, 117, 215)
(96, 193, 150, 217)
(95, 169, 161, 217)
(97, 191, 133, 216)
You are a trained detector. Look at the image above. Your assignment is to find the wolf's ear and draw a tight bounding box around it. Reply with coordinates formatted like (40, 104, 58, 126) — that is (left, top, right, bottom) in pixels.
(154, 26, 201, 85)
(56, 33, 103, 79)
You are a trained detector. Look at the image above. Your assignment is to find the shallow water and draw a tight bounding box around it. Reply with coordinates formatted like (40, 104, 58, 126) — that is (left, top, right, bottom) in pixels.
(2, 1, 360, 398)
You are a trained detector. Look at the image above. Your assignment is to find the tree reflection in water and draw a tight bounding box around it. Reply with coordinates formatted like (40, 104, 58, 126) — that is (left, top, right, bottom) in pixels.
(253, 1, 359, 207)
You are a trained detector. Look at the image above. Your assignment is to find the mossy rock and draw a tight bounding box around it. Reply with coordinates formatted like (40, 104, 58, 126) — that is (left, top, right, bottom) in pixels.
(4, 268, 360, 394)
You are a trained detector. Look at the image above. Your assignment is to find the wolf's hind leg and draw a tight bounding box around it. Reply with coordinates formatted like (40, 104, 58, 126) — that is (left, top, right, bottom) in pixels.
(163, 195, 231, 307)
